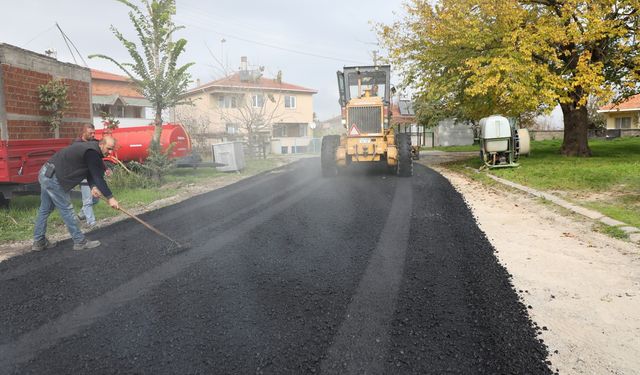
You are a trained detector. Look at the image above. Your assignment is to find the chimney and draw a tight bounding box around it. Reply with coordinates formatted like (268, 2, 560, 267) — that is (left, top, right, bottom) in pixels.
(196, 78, 201, 87)
(240, 56, 248, 71)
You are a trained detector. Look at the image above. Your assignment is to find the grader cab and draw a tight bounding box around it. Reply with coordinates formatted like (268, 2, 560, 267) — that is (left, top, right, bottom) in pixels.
(321, 65, 413, 177)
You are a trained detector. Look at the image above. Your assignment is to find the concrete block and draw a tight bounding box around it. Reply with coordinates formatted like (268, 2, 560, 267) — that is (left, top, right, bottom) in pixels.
(569, 205, 604, 220)
(619, 226, 640, 234)
(599, 216, 627, 227)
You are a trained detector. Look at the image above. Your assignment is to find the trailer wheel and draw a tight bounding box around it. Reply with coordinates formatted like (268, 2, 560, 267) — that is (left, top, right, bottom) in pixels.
(0, 193, 9, 209)
(321, 135, 340, 177)
(396, 133, 413, 177)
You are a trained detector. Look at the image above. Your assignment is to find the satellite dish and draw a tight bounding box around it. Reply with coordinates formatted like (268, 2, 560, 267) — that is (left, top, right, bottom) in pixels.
(309, 122, 317, 129)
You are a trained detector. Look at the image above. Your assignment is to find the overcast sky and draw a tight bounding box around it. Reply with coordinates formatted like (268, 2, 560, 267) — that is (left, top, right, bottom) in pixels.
(1, 0, 404, 120)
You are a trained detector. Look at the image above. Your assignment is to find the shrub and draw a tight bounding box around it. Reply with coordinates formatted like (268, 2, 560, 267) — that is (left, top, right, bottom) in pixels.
(107, 164, 158, 190)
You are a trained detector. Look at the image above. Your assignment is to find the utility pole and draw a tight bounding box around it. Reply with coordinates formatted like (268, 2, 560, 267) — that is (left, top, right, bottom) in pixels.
(372, 50, 378, 66)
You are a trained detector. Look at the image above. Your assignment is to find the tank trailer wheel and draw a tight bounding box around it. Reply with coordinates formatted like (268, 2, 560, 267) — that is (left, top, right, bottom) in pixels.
(396, 133, 413, 177)
(321, 135, 340, 177)
(0, 193, 9, 209)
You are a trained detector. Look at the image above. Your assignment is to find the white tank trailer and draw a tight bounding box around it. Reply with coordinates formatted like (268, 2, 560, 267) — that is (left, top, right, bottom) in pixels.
(478, 115, 530, 169)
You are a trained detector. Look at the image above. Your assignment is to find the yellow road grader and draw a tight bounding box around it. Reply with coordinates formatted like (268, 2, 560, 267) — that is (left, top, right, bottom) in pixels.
(321, 65, 413, 177)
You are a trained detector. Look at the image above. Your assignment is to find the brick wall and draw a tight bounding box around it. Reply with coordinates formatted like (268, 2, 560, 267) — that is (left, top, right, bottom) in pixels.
(1, 65, 91, 140)
(0, 43, 92, 140)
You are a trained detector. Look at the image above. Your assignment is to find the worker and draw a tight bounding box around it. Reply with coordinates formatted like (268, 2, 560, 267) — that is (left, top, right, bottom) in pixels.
(75, 124, 99, 228)
(32, 136, 120, 251)
(371, 84, 379, 97)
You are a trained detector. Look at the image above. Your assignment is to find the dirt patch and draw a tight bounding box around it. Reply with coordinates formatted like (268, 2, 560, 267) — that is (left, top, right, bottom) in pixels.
(430, 164, 640, 374)
(420, 150, 477, 165)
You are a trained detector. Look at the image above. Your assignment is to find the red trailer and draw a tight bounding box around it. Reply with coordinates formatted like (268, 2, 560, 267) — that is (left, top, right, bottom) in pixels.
(0, 139, 73, 203)
(95, 123, 192, 164)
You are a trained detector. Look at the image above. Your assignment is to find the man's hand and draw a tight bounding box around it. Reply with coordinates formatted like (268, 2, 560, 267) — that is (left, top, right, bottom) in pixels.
(105, 168, 113, 177)
(107, 197, 119, 210)
(91, 186, 102, 198)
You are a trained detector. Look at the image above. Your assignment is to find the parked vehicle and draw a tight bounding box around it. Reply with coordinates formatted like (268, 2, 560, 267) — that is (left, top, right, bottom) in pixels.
(0, 138, 73, 205)
(95, 123, 192, 165)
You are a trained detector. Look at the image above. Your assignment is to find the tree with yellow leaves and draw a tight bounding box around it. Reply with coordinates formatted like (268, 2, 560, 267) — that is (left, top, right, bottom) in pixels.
(379, 0, 640, 156)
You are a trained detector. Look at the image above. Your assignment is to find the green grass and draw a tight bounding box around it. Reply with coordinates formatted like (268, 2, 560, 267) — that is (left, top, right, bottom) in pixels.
(0, 156, 289, 243)
(442, 137, 640, 230)
(593, 223, 630, 240)
(0, 187, 178, 242)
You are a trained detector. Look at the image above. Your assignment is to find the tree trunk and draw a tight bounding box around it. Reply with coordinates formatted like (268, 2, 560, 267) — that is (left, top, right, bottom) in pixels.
(151, 108, 163, 151)
(150, 108, 163, 183)
(560, 102, 591, 157)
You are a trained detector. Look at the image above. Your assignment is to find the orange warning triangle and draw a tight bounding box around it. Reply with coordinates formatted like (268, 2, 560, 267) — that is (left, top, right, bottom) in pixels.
(349, 124, 360, 136)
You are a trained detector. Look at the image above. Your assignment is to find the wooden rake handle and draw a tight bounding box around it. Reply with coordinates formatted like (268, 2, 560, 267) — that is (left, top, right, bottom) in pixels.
(100, 197, 180, 245)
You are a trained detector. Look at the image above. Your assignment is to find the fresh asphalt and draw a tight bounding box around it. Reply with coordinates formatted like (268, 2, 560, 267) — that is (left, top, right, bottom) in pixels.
(0, 159, 552, 374)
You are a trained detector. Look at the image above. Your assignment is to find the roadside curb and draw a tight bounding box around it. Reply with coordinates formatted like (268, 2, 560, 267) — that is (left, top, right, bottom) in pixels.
(467, 167, 640, 245)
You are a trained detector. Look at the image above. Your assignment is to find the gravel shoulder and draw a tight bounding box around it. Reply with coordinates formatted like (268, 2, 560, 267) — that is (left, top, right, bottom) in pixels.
(427, 160, 640, 375)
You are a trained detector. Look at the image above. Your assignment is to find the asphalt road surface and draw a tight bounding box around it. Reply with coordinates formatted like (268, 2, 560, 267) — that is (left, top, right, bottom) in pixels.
(0, 159, 552, 374)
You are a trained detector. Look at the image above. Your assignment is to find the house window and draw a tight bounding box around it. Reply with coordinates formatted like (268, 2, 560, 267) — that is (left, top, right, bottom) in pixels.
(226, 123, 239, 134)
(298, 123, 308, 137)
(124, 106, 144, 119)
(284, 95, 296, 109)
(272, 123, 307, 137)
(615, 117, 632, 129)
(273, 124, 285, 137)
(252, 94, 265, 108)
(114, 105, 125, 117)
(218, 95, 237, 109)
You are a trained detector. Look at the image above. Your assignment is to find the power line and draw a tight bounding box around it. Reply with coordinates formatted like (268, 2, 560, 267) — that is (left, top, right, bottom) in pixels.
(204, 41, 228, 77)
(55, 22, 77, 64)
(174, 14, 368, 65)
(55, 22, 88, 67)
(23, 24, 56, 47)
(179, 4, 270, 39)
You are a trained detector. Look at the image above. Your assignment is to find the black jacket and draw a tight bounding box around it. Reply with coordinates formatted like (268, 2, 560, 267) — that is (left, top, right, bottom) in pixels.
(48, 141, 113, 197)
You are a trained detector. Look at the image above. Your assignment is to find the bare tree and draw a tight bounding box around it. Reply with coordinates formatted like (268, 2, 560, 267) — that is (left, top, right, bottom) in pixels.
(219, 89, 285, 157)
(174, 106, 210, 153)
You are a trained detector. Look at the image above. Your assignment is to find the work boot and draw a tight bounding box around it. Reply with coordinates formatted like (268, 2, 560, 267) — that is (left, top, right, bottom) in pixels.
(77, 212, 86, 221)
(31, 238, 57, 251)
(82, 222, 97, 230)
(73, 239, 101, 251)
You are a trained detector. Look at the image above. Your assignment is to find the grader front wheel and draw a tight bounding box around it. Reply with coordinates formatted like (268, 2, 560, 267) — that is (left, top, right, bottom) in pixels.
(321, 135, 340, 177)
(396, 133, 413, 177)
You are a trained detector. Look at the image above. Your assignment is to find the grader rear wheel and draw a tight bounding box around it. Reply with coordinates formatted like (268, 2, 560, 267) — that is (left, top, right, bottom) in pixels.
(321, 135, 340, 177)
(396, 133, 413, 177)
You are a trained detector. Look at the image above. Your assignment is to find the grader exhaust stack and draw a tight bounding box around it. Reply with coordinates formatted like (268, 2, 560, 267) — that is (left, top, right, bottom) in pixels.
(321, 65, 413, 177)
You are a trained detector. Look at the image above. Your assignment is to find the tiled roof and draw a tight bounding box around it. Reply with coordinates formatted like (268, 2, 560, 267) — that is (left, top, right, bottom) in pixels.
(91, 69, 131, 82)
(91, 69, 143, 98)
(391, 102, 416, 124)
(187, 72, 317, 94)
(599, 94, 640, 111)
